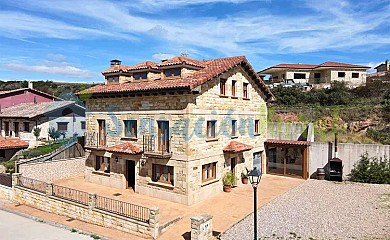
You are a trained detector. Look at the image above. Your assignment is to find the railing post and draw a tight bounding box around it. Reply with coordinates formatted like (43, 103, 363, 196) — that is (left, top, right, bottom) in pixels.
(89, 193, 97, 210)
(149, 206, 160, 239)
(46, 183, 53, 196)
(12, 173, 21, 188)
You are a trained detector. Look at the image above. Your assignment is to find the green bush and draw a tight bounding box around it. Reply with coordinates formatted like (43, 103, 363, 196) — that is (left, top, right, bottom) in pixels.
(3, 160, 15, 174)
(222, 171, 236, 186)
(349, 153, 390, 184)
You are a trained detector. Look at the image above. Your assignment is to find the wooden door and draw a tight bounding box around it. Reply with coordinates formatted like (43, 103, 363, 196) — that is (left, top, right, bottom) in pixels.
(4, 122, 9, 136)
(231, 157, 237, 185)
(98, 120, 106, 147)
(127, 160, 136, 191)
(14, 122, 19, 137)
(157, 121, 169, 152)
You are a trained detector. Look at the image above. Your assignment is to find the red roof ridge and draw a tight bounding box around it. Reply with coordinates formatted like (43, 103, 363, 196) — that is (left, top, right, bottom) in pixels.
(157, 56, 205, 68)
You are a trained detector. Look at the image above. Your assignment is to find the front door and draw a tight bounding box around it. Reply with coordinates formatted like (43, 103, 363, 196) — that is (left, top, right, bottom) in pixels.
(127, 160, 136, 191)
(231, 157, 237, 185)
(157, 121, 169, 152)
(14, 122, 19, 137)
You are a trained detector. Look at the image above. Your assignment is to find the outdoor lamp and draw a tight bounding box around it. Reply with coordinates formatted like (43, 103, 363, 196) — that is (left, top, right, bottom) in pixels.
(115, 156, 119, 163)
(248, 166, 262, 240)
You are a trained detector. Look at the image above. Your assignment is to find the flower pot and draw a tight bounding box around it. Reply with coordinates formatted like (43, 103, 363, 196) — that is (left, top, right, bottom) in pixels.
(242, 177, 248, 184)
(223, 185, 232, 192)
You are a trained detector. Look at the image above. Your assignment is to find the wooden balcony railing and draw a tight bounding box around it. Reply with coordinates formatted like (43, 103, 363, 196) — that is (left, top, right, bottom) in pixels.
(84, 131, 107, 149)
(142, 135, 172, 158)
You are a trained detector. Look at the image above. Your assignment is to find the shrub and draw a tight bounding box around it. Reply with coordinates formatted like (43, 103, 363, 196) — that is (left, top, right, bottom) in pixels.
(3, 160, 15, 174)
(48, 127, 61, 141)
(33, 127, 41, 141)
(349, 153, 390, 184)
(222, 171, 236, 186)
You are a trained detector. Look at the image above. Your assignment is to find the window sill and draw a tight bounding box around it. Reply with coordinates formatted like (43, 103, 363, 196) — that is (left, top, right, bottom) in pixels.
(243, 98, 250, 100)
(231, 96, 238, 99)
(254, 133, 261, 136)
(148, 181, 174, 190)
(201, 178, 219, 187)
(121, 137, 138, 141)
(231, 136, 238, 139)
(92, 171, 111, 177)
(206, 138, 218, 142)
(219, 95, 229, 98)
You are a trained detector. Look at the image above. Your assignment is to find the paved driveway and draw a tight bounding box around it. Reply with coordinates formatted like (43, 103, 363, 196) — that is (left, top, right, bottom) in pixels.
(0, 210, 93, 240)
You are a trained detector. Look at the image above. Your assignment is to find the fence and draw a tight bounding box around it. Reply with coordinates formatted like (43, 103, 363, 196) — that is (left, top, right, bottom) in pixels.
(16, 175, 151, 223)
(0, 173, 12, 187)
(52, 185, 89, 206)
(18, 175, 47, 193)
(96, 195, 150, 223)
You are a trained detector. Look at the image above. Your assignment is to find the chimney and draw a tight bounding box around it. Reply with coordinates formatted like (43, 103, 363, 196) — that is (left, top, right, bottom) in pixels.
(110, 59, 122, 67)
(386, 59, 389, 71)
(28, 81, 33, 89)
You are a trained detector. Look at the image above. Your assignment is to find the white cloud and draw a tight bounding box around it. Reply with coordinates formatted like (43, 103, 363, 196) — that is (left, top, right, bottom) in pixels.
(3, 62, 98, 78)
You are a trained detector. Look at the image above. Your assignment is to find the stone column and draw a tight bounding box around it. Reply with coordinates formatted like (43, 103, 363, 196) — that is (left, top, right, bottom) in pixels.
(149, 206, 160, 239)
(89, 193, 97, 210)
(191, 214, 213, 240)
(46, 183, 53, 196)
(11, 173, 21, 188)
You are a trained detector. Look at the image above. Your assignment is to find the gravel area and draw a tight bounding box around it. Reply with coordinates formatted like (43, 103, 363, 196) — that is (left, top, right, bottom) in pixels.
(221, 180, 390, 240)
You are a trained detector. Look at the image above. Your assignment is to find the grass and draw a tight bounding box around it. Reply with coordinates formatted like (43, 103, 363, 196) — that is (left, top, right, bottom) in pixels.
(22, 139, 70, 159)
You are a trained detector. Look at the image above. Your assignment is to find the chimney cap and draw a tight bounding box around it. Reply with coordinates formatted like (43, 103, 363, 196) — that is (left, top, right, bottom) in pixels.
(110, 59, 122, 66)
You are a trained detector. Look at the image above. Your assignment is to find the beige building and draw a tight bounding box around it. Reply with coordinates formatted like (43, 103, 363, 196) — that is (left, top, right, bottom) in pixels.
(78, 56, 274, 205)
(259, 62, 370, 88)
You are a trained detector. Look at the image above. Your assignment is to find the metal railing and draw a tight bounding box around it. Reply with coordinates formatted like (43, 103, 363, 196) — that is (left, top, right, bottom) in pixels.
(84, 132, 107, 149)
(17, 175, 47, 193)
(142, 135, 171, 158)
(52, 185, 89, 206)
(0, 173, 12, 187)
(96, 195, 150, 223)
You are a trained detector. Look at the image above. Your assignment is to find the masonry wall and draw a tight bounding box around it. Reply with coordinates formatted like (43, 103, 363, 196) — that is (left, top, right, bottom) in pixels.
(309, 142, 390, 179)
(18, 157, 85, 182)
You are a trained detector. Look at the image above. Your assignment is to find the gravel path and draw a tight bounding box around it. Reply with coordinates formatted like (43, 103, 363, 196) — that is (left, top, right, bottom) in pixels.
(221, 180, 390, 240)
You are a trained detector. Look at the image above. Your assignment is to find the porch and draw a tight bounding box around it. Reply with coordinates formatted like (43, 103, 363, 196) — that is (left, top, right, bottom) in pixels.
(54, 174, 304, 239)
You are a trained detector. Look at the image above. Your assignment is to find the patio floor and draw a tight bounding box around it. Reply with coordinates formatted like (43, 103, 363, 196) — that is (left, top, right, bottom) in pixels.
(54, 174, 304, 240)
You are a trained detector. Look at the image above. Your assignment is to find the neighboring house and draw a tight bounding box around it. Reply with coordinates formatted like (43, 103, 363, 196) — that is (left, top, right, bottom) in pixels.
(259, 62, 370, 88)
(0, 84, 58, 109)
(77, 56, 274, 205)
(0, 138, 29, 162)
(0, 101, 86, 147)
(367, 60, 390, 85)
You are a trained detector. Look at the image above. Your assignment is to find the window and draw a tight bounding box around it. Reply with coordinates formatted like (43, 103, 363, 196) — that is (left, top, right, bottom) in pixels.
(0, 149, 5, 158)
(202, 162, 217, 182)
(95, 156, 110, 173)
(4, 122, 9, 136)
(134, 72, 147, 80)
(220, 79, 226, 96)
(294, 73, 306, 79)
(23, 122, 30, 132)
(57, 122, 68, 131)
(254, 120, 260, 134)
(207, 121, 216, 139)
(338, 72, 345, 77)
(231, 120, 237, 137)
(81, 121, 86, 130)
(165, 68, 181, 77)
(232, 80, 236, 96)
(352, 73, 359, 78)
(107, 77, 119, 83)
(243, 83, 248, 98)
(152, 164, 174, 185)
(124, 120, 137, 138)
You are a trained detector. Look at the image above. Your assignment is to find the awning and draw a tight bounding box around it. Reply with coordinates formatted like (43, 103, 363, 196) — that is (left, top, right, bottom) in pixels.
(223, 141, 253, 153)
(105, 142, 142, 154)
(265, 139, 310, 146)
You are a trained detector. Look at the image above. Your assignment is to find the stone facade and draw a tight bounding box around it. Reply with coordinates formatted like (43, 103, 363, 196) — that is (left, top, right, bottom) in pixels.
(191, 215, 213, 240)
(85, 65, 268, 205)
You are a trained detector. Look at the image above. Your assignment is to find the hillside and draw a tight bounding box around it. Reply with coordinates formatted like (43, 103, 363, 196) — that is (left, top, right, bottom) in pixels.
(269, 81, 390, 144)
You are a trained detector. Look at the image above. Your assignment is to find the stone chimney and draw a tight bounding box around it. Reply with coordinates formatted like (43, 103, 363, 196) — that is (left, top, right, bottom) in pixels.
(110, 59, 122, 67)
(386, 59, 389, 71)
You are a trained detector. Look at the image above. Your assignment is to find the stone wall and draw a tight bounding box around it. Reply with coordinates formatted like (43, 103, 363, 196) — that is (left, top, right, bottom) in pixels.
(12, 174, 159, 239)
(18, 157, 85, 182)
(309, 142, 390, 179)
(267, 122, 314, 142)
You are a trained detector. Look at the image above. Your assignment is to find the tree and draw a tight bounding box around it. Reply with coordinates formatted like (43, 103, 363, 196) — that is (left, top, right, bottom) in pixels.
(33, 127, 41, 141)
(48, 127, 61, 142)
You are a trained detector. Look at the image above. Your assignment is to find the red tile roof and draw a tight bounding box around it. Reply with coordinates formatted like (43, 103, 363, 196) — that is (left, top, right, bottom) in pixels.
(105, 142, 142, 154)
(157, 56, 205, 68)
(78, 56, 275, 101)
(127, 61, 159, 71)
(223, 141, 253, 152)
(101, 64, 132, 74)
(265, 139, 310, 146)
(315, 61, 370, 69)
(0, 139, 29, 149)
(272, 64, 318, 69)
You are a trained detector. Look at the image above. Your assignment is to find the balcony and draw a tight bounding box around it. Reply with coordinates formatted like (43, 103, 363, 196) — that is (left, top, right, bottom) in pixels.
(84, 132, 107, 149)
(142, 135, 172, 159)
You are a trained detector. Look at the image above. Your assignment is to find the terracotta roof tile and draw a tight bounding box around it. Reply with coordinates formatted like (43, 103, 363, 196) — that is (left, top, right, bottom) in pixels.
(273, 64, 318, 69)
(315, 61, 370, 69)
(101, 64, 132, 74)
(126, 61, 158, 71)
(0, 138, 29, 149)
(265, 139, 310, 146)
(223, 141, 253, 152)
(0, 101, 80, 118)
(157, 56, 205, 68)
(260, 62, 370, 73)
(105, 142, 142, 154)
(78, 56, 275, 101)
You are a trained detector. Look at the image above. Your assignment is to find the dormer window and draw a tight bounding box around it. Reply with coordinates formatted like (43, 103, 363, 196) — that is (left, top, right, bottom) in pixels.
(133, 72, 147, 80)
(165, 68, 181, 77)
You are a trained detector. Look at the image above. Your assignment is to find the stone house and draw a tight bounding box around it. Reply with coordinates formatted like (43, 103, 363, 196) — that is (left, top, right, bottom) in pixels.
(259, 62, 370, 88)
(78, 56, 274, 205)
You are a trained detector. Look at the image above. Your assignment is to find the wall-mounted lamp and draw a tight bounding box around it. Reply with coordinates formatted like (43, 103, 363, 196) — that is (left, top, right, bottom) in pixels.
(140, 159, 146, 167)
(115, 156, 119, 163)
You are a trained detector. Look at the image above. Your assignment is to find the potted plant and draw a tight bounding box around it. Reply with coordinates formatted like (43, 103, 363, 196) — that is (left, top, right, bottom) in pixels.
(241, 171, 249, 184)
(223, 171, 235, 192)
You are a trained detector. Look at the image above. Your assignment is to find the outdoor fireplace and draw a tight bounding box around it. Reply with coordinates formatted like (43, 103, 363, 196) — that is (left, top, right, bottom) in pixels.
(329, 157, 342, 181)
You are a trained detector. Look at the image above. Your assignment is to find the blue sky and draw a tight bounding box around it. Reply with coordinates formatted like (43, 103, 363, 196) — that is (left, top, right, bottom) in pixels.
(0, 0, 389, 83)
